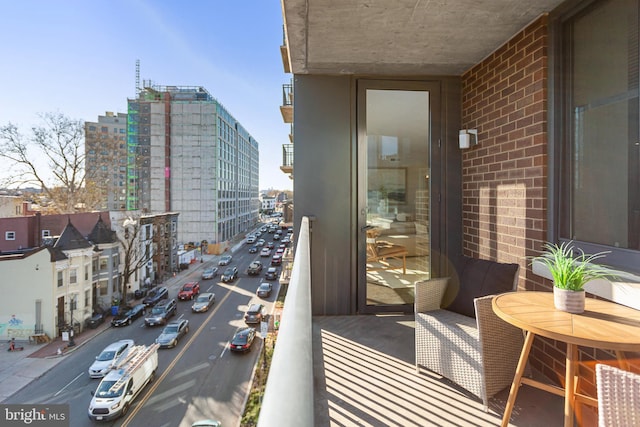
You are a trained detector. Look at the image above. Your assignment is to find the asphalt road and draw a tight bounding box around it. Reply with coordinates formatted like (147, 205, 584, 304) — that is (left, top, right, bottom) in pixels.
(4, 234, 281, 427)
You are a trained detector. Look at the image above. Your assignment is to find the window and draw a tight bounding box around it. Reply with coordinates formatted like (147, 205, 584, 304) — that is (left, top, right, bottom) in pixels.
(42, 230, 51, 238)
(57, 271, 63, 287)
(85, 290, 90, 307)
(85, 264, 89, 281)
(5, 231, 15, 240)
(99, 257, 108, 271)
(554, 0, 640, 271)
(70, 269, 77, 284)
(99, 280, 108, 296)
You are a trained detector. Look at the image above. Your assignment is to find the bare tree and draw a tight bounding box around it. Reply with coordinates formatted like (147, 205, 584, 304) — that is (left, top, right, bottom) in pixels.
(0, 112, 101, 213)
(117, 216, 152, 306)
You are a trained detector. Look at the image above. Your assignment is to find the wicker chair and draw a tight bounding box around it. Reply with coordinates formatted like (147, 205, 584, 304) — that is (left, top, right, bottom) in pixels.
(596, 363, 640, 427)
(415, 257, 523, 409)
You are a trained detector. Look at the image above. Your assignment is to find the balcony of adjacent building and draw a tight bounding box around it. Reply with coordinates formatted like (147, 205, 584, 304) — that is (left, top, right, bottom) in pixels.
(280, 83, 293, 124)
(279, 143, 293, 178)
(280, 25, 291, 74)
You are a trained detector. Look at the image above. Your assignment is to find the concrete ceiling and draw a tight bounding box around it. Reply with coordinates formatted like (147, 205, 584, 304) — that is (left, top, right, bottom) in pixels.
(282, 0, 565, 76)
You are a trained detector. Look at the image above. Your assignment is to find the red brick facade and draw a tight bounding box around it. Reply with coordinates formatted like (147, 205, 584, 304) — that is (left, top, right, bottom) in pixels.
(461, 16, 637, 421)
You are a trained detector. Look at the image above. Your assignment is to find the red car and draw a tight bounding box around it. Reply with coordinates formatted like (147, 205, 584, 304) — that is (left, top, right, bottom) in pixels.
(178, 281, 200, 300)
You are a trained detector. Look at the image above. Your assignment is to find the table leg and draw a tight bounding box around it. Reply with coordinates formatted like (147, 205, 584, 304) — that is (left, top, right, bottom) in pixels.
(564, 343, 577, 427)
(501, 330, 535, 427)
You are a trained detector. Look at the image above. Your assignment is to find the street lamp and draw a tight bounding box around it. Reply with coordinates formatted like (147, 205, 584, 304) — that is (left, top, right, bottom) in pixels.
(68, 296, 76, 347)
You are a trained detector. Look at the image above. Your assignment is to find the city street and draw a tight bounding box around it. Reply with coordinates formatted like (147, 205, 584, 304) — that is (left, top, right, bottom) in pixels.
(3, 235, 281, 427)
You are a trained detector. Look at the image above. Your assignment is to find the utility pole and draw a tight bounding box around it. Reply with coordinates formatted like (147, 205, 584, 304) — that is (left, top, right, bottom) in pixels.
(68, 296, 76, 347)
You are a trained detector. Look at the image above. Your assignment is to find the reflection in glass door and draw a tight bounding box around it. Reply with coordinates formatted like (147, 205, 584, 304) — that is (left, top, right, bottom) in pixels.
(358, 83, 432, 312)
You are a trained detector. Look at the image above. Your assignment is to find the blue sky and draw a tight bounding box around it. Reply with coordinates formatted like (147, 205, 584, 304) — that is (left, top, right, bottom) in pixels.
(0, 0, 292, 191)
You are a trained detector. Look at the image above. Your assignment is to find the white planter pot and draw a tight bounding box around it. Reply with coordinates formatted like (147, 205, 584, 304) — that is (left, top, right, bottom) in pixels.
(553, 287, 585, 314)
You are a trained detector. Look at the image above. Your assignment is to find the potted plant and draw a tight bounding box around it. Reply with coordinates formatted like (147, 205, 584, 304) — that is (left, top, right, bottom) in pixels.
(532, 241, 618, 313)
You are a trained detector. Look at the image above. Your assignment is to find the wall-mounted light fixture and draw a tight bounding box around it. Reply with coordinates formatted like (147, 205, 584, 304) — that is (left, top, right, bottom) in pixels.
(459, 129, 478, 149)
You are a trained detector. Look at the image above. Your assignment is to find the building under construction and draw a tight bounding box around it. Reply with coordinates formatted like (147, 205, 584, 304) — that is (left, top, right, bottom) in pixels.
(126, 83, 260, 246)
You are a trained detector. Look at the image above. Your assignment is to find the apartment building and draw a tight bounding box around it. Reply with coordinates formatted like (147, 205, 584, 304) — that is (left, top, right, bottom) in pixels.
(85, 112, 128, 211)
(126, 84, 260, 246)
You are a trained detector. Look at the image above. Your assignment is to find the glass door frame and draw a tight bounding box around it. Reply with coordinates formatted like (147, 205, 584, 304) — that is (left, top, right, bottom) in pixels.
(356, 79, 441, 314)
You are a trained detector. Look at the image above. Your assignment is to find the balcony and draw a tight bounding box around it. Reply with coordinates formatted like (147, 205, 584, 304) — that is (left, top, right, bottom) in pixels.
(258, 217, 570, 427)
(280, 83, 293, 124)
(280, 144, 293, 176)
(280, 25, 291, 73)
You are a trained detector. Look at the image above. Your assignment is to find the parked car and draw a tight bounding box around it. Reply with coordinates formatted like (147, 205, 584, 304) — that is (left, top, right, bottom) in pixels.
(257, 282, 273, 298)
(244, 303, 265, 324)
(260, 248, 272, 257)
(221, 266, 239, 283)
(144, 299, 177, 326)
(265, 267, 279, 281)
(201, 267, 218, 280)
(156, 319, 189, 349)
(111, 304, 146, 327)
(178, 281, 200, 300)
(88, 339, 135, 378)
(247, 261, 263, 275)
(86, 313, 105, 329)
(248, 245, 259, 254)
(142, 286, 169, 307)
(271, 254, 282, 266)
(192, 292, 216, 313)
(218, 255, 233, 266)
(230, 327, 257, 352)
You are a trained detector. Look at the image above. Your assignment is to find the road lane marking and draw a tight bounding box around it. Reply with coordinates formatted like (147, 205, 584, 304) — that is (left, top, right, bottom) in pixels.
(54, 372, 84, 397)
(120, 279, 241, 426)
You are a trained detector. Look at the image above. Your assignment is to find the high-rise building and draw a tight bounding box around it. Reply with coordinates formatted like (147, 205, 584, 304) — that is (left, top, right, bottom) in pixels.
(85, 112, 128, 211)
(126, 83, 260, 245)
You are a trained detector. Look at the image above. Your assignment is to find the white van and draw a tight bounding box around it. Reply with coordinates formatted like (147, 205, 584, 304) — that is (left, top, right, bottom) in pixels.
(88, 344, 159, 422)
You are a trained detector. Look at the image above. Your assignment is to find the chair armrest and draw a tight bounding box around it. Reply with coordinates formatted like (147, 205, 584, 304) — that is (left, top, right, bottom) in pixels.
(474, 294, 526, 399)
(415, 278, 450, 312)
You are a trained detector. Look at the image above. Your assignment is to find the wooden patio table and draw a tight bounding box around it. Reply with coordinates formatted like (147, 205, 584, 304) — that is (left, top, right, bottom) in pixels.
(492, 291, 640, 427)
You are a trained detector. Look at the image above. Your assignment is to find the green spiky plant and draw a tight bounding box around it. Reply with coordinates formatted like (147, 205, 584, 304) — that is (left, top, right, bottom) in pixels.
(533, 241, 618, 291)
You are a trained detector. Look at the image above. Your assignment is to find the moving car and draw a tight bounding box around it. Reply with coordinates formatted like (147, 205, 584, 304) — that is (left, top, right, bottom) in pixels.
(192, 292, 216, 313)
(230, 327, 256, 352)
(260, 248, 272, 257)
(221, 266, 238, 283)
(111, 304, 146, 327)
(244, 303, 265, 324)
(218, 255, 233, 266)
(88, 344, 158, 421)
(142, 286, 169, 307)
(88, 339, 135, 379)
(192, 420, 222, 427)
(246, 235, 256, 244)
(271, 254, 282, 266)
(247, 260, 263, 275)
(156, 319, 189, 348)
(257, 282, 273, 298)
(265, 267, 279, 280)
(201, 267, 218, 280)
(248, 245, 259, 254)
(144, 299, 177, 326)
(178, 281, 200, 300)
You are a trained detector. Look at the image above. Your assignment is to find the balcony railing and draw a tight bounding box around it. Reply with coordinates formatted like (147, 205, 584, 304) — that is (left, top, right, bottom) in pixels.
(280, 144, 293, 175)
(280, 83, 293, 123)
(258, 216, 313, 427)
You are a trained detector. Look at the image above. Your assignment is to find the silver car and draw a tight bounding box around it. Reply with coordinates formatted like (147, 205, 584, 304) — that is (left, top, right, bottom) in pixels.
(88, 339, 134, 378)
(156, 319, 189, 349)
(218, 255, 233, 266)
(192, 292, 216, 313)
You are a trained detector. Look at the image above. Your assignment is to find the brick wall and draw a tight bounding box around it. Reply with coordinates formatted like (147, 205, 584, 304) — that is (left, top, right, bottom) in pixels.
(461, 16, 635, 422)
